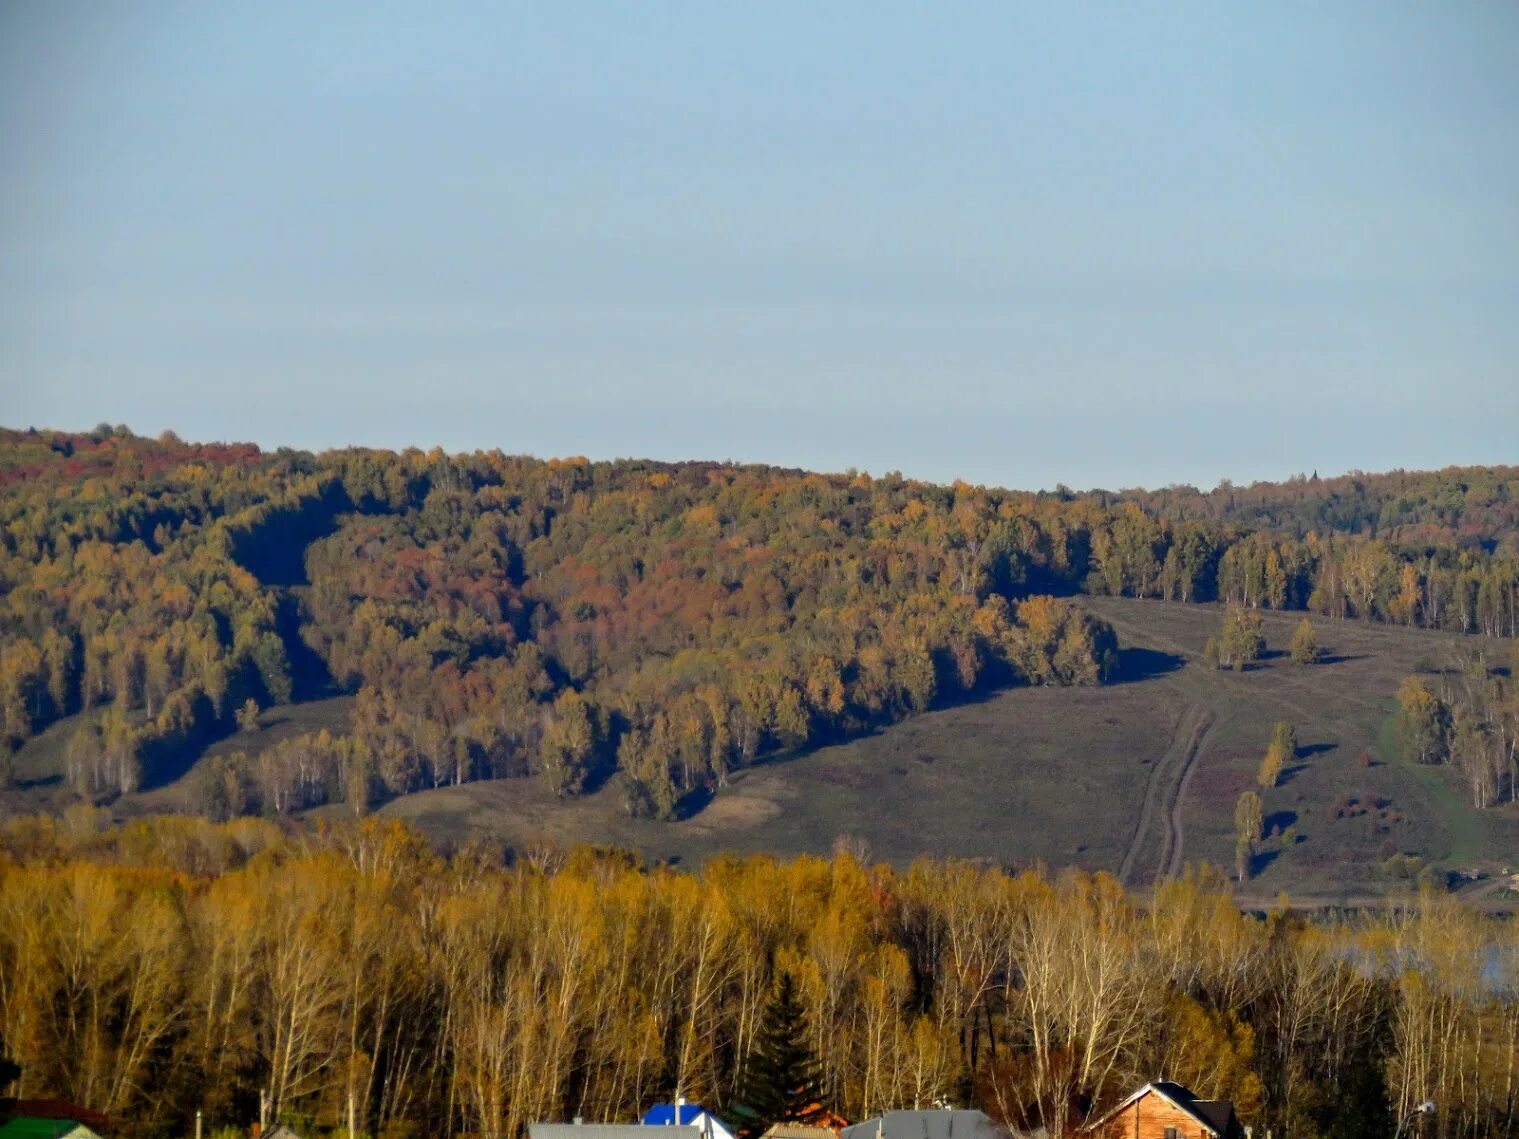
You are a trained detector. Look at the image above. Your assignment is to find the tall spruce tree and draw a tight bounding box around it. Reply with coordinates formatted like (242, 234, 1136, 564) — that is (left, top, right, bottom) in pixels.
(734, 971, 824, 1130)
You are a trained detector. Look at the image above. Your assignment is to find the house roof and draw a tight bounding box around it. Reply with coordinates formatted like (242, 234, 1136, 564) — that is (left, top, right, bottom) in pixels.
(1186, 1101, 1240, 1138)
(533, 1125, 701, 1139)
(761, 1126, 840, 1139)
(0, 1120, 101, 1139)
(841, 1110, 1008, 1139)
(0, 1103, 111, 1133)
(1084, 1083, 1237, 1138)
(643, 1106, 710, 1127)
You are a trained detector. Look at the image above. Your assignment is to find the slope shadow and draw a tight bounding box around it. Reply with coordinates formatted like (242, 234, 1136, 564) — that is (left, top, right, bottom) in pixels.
(580, 758, 620, 798)
(1251, 848, 1283, 876)
(1317, 653, 1369, 666)
(1265, 809, 1298, 835)
(675, 783, 716, 820)
(140, 711, 230, 791)
(1273, 743, 1336, 789)
(277, 593, 336, 701)
(1113, 647, 1186, 684)
(229, 484, 354, 588)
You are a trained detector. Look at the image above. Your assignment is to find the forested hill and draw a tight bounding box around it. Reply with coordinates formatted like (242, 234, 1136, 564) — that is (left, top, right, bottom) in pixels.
(1, 425, 1516, 821)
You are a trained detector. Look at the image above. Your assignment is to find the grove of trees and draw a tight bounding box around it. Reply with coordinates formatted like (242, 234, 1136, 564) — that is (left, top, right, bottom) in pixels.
(1394, 643, 1519, 808)
(0, 816, 1516, 1139)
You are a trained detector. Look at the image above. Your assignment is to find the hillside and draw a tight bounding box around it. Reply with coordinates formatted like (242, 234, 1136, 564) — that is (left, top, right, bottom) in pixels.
(379, 597, 1519, 901)
(1, 426, 1516, 896)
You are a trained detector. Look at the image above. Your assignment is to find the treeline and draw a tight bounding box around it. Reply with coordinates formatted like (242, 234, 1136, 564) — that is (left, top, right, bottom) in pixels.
(1110, 465, 1519, 549)
(2, 427, 1518, 816)
(1084, 511, 1519, 636)
(0, 816, 1515, 1139)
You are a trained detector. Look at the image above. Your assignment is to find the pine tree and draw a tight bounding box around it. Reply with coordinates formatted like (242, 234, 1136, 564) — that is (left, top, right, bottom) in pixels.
(733, 971, 825, 1130)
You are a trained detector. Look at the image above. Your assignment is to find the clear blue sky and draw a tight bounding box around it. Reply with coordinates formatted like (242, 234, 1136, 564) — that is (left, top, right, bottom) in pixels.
(2, 3, 1516, 490)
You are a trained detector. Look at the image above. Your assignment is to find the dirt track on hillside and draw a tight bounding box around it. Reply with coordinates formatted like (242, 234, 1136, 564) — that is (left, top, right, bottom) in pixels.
(1119, 702, 1216, 886)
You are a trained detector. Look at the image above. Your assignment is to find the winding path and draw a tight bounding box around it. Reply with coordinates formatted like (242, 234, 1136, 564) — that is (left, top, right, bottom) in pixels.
(1159, 710, 1219, 880)
(1118, 702, 1214, 886)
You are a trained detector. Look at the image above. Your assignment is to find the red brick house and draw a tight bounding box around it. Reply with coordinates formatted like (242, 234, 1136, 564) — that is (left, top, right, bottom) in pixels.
(1084, 1082, 1244, 1139)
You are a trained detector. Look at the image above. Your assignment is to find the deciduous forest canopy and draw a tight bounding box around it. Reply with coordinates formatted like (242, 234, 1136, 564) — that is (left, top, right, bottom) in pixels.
(1, 426, 1516, 821)
(0, 816, 1515, 1138)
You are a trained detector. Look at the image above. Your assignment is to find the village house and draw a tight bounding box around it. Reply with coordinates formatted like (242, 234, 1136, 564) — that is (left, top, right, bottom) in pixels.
(641, 1100, 739, 1139)
(0, 1122, 102, 1139)
(0, 1119, 104, 1139)
(0, 1099, 113, 1139)
(1083, 1082, 1244, 1139)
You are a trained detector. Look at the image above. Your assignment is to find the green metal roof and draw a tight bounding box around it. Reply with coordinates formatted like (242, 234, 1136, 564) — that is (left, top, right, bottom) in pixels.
(0, 1119, 100, 1139)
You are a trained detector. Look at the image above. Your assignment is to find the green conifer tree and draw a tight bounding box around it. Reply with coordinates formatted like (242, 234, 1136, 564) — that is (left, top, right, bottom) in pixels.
(733, 972, 825, 1131)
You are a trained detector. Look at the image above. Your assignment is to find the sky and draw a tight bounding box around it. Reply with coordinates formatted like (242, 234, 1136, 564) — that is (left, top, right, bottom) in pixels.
(1, 2, 1516, 491)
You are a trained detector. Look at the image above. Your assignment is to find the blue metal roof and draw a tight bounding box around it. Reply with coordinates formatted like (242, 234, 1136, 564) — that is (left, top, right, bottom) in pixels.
(641, 1105, 707, 1127)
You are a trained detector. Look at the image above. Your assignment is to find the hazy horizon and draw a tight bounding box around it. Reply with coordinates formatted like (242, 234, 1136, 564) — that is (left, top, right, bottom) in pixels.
(4, 3, 1517, 489)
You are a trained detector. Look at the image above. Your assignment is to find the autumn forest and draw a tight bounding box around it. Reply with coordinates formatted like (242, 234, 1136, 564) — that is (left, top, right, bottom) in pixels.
(1, 427, 1516, 821)
(1, 426, 1518, 1138)
(1, 817, 1517, 1138)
